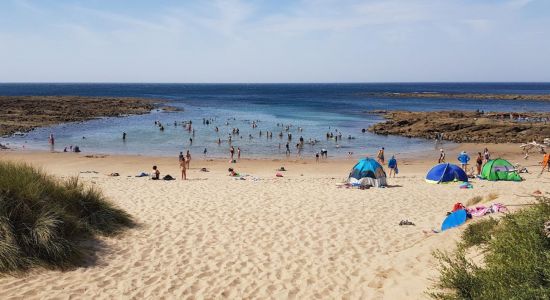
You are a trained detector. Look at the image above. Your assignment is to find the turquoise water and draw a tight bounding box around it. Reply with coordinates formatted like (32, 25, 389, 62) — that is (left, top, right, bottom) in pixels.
(1, 83, 549, 158)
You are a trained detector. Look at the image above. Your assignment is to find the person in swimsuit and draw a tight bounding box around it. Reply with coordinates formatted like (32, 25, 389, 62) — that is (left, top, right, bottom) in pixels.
(180, 158, 187, 180)
(186, 150, 191, 169)
(230, 146, 235, 160)
(476, 152, 483, 175)
(377, 147, 385, 164)
(438, 149, 446, 163)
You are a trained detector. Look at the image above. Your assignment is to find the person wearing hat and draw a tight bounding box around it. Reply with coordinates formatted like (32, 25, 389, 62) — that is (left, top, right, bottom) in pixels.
(458, 151, 470, 171)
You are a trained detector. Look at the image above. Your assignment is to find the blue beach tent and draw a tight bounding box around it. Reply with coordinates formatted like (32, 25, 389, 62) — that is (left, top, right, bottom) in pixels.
(349, 158, 386, 180)
(348, 158, 387, 187)
(426, 163, 468, 184)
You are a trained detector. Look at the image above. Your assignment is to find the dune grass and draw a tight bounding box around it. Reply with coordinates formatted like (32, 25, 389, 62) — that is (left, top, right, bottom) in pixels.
(0, 161, 134, 273)
(430, 194, 550, 299)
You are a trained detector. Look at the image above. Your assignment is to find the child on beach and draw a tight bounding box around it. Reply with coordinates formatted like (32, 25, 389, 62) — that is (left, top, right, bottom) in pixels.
(388, 155, 398, 177)
(228, 168, 238, 177)
(152, 166, 160, 180)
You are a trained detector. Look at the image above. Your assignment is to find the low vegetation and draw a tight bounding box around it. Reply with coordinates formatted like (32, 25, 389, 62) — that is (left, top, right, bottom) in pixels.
(430, 194, 550, 299)
(0, 161, 134, 273)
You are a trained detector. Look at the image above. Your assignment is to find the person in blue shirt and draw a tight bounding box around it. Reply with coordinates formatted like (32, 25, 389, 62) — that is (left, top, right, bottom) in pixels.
(458, 151, 470, 171)
(388, 155, 398, 178)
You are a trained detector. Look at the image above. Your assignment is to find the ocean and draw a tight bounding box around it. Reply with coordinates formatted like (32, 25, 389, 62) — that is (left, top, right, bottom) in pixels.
(1, 83, 549, 158)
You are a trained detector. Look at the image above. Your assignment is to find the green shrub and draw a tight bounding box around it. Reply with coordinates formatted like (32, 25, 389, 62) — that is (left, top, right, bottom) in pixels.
(461, 217, 499, 248)
(431, 195, 550, 299)
(0, 161, 134, 273)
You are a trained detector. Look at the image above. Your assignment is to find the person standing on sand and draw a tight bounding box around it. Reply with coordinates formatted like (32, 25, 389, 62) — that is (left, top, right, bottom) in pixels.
(230, 146, 235, 160)
(180, 158, 187, 180)
(476, 152, 483, 175)
(438, 149, 446, 163)
(186, 150, 191, 169)
(377, 147, 385, 164)
(483, 148, 490, 162)
(388, 155, 398, 178)
(458, 151, 470, 171)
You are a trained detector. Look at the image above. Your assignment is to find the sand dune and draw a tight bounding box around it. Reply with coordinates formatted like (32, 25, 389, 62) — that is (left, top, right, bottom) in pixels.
(0, 149, 546, 299)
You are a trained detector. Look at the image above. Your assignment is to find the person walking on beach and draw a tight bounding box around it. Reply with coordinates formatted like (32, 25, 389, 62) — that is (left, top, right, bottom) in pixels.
(476, 152, 483, 175)
(388, 155, 398, 178)
(458, 151, 470, 171)
(186, 150, 191, 169)
(230, 146, 235, 160)
(180, 158, 187, 180)
(377, 147, 385, 164)
(438, 149, 446, 163)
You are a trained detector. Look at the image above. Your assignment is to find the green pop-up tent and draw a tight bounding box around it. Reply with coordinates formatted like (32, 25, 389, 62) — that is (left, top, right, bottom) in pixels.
(480, 158, 522, 181)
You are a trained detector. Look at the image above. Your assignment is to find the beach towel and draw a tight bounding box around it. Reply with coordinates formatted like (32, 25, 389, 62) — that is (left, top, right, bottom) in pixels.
(467, 206, 489, 217)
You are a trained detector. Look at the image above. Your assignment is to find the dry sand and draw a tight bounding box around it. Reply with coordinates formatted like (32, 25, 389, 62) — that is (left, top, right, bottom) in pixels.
(0, 145, 548, 299)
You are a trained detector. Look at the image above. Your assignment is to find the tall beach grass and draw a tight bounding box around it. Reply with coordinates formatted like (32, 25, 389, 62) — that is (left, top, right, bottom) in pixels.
(0, 161, 134, 273)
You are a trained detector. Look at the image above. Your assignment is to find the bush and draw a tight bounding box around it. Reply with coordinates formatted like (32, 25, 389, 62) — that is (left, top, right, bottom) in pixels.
(431, 195, 550, 299)
(461, 217, 499, 248)
(0, 161, 134, 273)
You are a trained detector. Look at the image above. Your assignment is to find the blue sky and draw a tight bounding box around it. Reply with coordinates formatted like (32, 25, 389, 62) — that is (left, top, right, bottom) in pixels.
(1, 0, 549, 82)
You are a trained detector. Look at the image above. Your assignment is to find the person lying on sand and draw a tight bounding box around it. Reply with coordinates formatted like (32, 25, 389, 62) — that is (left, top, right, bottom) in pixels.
(228, 168, 239, 177)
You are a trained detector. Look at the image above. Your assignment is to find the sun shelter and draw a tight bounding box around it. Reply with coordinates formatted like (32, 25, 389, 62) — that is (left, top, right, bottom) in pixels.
(480, 158, 522, 181)
(426, 163, 468, 183)
(348, 158, 387, 187)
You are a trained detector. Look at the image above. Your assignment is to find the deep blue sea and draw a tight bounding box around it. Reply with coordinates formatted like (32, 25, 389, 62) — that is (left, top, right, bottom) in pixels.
(1, 83, 549, 158)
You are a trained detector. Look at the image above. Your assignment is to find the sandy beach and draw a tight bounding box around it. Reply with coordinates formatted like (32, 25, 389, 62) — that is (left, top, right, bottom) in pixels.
(0, 144, 547, 299)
